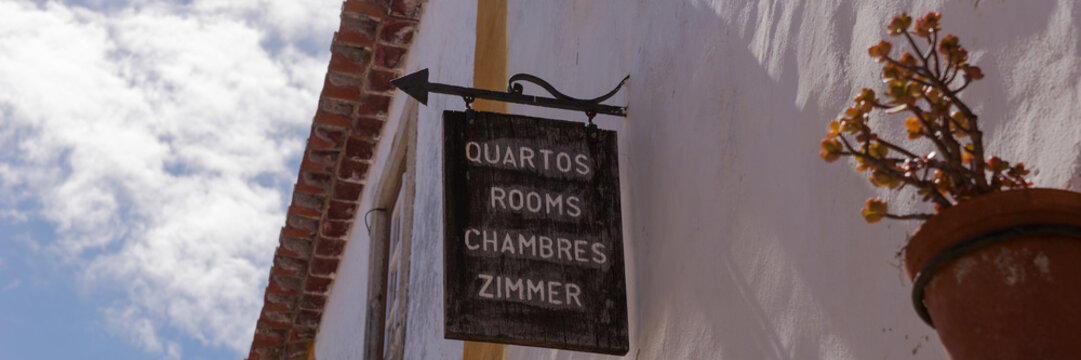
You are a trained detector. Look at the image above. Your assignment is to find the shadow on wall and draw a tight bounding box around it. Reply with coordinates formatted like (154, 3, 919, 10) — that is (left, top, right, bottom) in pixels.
(1071, 142, 1081, 191)
(933, 1, 1070, 187)
(788, 2, 1066, 359)
(626, 0, 1069, 360)
(626, 0, 821, 358)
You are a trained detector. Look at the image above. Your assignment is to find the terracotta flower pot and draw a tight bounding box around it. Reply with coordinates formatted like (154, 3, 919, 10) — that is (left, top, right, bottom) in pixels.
(903, 188, 1081, 359)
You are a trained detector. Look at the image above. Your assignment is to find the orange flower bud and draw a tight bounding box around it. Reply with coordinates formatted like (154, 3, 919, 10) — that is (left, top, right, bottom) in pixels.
(963, 65, 984, 80)
(888, 13, 912, 35)
(914, 12, 940, 37)
(861, 198, 888, 224)
(868, 41, 893, 62)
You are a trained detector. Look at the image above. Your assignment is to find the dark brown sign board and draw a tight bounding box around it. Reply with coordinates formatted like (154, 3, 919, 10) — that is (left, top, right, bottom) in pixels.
(442, 110, 629, 355)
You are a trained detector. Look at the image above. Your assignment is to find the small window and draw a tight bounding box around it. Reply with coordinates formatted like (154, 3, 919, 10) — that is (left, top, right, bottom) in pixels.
(362, 102, 417, 360)
(383, 182, 408, 358)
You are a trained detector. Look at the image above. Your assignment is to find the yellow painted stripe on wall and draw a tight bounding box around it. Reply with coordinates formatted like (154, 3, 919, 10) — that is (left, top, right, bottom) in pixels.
(472, 0, 508, 114)
(464, 0, 507, 358)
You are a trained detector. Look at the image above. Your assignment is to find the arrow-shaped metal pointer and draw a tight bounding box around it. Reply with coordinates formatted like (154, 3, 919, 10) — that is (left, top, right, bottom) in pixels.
(390, 68, 627, 117)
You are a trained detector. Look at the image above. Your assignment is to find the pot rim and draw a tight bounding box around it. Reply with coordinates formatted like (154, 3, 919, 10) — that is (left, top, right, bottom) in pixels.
(902, 188, 1081, 327)
(903, 188, 1081, 278)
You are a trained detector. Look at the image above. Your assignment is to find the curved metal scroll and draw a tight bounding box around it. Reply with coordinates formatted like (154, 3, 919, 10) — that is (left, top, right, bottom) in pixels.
(508, 73, 629, 104)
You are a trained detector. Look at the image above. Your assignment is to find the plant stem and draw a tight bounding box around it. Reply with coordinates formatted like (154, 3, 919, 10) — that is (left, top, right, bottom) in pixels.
(837, 134, 954, 209)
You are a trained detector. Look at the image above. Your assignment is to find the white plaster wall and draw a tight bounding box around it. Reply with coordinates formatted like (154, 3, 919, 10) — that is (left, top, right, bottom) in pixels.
(397, 0, 478, 357)
(502, 1, 1081, 359)
(321, 0, 1081, 359)
(314, 0, 476, 358)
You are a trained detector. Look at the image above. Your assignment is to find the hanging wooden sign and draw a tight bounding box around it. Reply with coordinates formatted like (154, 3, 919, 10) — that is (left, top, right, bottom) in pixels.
(442, 110, 629, 355)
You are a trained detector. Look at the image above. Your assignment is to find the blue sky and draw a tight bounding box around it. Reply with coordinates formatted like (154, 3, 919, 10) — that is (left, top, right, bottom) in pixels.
(0, 0, 340, 358)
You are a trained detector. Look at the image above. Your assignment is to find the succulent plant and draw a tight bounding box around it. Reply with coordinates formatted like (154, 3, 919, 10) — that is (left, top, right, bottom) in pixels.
(821, 12, 1033, 224)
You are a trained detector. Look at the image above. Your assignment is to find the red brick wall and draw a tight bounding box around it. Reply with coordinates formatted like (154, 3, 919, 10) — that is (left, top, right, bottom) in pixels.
(247, 1, 423, 359)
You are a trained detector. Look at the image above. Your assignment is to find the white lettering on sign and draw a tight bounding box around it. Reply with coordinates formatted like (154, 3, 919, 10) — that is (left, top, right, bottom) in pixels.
(465, 229, 481, 250)
(574, 154, 589, 175)
(462, 228, 609, 265)
(476, 273, 583, 308)
(465, 141, 591, 176)
(458, 131, 613, 313)
(556, 153, 572, 173)
(490, 186, 581, 218)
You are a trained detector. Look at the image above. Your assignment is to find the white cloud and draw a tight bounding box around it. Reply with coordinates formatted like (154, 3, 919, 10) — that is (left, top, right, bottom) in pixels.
(105, 306, 182, 360)
(0, 0, 339, 355)
(0, 205, 28, 222)
(14, 233, 41, 254)
(2, 280, 20, 292)
(190, 0, 343, 48)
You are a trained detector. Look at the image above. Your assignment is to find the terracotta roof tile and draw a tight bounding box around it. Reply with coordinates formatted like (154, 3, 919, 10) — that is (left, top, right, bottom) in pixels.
(245, 1, 424, 358)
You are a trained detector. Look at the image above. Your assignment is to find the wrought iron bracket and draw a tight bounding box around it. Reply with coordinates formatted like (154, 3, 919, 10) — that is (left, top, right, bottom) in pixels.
(390, 68, 628, 120)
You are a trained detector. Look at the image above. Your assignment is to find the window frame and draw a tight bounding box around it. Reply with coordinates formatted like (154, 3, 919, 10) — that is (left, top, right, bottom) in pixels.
(362, 102, 418, 360)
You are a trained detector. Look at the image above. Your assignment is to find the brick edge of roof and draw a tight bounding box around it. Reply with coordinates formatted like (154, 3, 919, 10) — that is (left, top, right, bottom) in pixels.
(246, 0, 425, 359)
